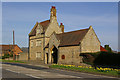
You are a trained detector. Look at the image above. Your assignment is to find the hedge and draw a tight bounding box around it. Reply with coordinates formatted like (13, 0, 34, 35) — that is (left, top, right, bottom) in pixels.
(80, 52, 120, 68)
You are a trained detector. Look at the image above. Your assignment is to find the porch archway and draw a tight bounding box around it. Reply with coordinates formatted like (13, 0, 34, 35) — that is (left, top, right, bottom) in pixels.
(51, 46, 58, 64)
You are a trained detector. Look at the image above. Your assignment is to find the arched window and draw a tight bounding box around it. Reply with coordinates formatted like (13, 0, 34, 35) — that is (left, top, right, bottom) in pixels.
(61, 55, 65, 59)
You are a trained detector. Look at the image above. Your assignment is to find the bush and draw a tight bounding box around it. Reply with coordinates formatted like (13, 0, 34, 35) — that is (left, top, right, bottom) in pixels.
(80, 52, 120, 68)
(2, 54, 10, 59)
(94, 52, 120, 67)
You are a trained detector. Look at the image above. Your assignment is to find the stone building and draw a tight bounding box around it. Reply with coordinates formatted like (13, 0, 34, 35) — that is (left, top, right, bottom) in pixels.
(29, 6, 100, 65)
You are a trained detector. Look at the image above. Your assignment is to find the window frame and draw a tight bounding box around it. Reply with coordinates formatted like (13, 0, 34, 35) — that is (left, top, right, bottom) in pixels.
(36, 40, 42, 46)
(36, 52, 41, 58)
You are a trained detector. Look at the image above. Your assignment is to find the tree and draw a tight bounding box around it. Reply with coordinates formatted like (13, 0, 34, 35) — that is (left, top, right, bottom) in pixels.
(104, 45, 112, 52)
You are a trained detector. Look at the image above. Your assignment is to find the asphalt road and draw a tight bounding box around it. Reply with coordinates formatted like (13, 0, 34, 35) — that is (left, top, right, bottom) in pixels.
(2, 62, 120, 80)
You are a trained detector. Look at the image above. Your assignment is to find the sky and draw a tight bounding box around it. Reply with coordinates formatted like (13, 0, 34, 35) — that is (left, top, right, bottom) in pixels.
(1, 2, 118, 51)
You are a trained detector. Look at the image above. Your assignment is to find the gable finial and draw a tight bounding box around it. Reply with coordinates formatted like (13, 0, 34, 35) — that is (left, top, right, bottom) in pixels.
(89, 25, 93, 29)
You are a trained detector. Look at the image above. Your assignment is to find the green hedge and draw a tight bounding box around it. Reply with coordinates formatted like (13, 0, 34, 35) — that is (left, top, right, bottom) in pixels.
(80, 52, 120, 68)
(2, 54, 13, 59)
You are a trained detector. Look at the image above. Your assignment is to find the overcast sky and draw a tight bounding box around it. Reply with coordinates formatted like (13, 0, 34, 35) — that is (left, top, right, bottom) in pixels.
(2, 2, 118, 51)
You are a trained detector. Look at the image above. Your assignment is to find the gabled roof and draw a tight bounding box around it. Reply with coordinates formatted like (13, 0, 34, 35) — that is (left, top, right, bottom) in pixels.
(56, 28, 89, 47)
(29, 20, 50, 37)
(100, 46, 107, 52)
(0, 45, 23, 55)
(45, 28, 89, 48)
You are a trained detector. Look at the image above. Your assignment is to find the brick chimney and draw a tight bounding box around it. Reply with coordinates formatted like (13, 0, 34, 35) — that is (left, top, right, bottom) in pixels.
(50, 6, 57, 21)
(60, 23, 64, 33)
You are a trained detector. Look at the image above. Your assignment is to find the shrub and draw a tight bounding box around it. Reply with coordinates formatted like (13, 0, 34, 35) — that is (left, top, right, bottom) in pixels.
(80, 52, 120, 68)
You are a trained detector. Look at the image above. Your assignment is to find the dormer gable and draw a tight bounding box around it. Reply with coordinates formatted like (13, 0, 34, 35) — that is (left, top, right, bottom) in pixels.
(36, 24, 43, 36)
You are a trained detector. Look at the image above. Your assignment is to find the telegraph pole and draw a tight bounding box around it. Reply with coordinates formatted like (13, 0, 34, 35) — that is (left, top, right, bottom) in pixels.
(13, 30, 15, 45)
(13, 30, 15, 60)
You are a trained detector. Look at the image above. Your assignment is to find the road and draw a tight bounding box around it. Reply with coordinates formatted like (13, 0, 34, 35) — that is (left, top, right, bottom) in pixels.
(1, 63, 120, 80)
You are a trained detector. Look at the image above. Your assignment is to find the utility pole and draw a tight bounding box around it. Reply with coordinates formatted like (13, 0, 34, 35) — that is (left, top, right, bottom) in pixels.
(13, 30, 15, 45)
(13, 30, 15, 60)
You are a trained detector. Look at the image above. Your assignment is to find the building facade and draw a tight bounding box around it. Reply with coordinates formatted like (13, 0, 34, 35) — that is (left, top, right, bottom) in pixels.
(29, 6, 63, 63)
(29, 6, 100, 65)
(0, 45, 22, 60)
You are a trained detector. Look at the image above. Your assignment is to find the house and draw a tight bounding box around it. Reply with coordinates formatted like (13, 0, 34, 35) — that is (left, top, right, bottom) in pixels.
(29, 6, 100, 65)
(0, 45, 22, 60)
(100, 46, 107, 52)
(29, 6, 63, 62)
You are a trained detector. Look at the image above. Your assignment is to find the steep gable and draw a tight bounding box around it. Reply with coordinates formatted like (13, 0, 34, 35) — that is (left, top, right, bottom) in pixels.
(29, 20, 50, 37)
(48, 32, 60, 49)
(81, 26, 100, 53)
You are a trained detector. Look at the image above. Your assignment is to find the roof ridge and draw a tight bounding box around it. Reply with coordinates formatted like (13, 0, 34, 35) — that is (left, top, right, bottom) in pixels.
(0, 44, 17, 46)
(39, 19, 50, 24)
(57, 28, 89, 35)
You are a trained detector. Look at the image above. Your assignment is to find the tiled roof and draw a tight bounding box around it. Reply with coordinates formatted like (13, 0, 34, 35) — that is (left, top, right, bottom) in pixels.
(0, 45, 22, 55)
(29, 20, 50, 37)
(45, 28, 89, 48)
(100, 46, 107, 52)
(56, 28, 89, 47)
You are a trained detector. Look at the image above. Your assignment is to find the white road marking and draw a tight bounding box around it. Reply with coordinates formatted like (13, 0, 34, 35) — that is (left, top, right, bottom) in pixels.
(4, 67, 81, 78)
(5, 69, 20, 74)
(4, 64, 119, 79)
(25, 74, 41, 78)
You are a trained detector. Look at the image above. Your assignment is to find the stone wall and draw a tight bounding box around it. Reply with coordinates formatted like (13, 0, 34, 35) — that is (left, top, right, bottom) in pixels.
(45, 18, 62, 37)
(58, 46, 81, 66)
(18, 52, 28, 61)
(48, 33, 60, 49)
(81, 27, 100, 53)
(29, 37, 44, 60)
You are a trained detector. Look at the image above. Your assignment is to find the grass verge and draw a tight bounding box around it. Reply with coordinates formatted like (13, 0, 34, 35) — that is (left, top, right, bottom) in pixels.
(49, 64, 120, 77)
(0, 59, 25, 63)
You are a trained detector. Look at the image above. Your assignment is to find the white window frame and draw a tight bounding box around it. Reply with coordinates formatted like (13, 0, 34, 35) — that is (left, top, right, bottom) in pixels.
(36, 40, 42, 46)
(36, 52, 41, 58)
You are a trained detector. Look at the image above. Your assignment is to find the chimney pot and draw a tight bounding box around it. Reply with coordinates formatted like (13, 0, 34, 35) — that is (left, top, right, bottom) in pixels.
(52, 6, 55, 9)
(60, 23, 63, 25)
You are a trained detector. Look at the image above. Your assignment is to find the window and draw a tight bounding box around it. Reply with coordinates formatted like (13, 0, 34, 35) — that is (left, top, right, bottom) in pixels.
(36, 52, 41, 58)
(36, 28, 40, 35)
(31, 41, 33, 47)
(36, 40, 42, 46)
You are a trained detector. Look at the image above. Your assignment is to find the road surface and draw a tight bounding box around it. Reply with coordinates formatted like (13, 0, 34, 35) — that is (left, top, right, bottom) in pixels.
(1, 63, 120, 80)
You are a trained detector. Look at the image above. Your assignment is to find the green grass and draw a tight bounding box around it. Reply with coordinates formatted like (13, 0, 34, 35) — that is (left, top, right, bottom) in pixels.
(0, 59, 25, 63)
(49, 65, 120, 77)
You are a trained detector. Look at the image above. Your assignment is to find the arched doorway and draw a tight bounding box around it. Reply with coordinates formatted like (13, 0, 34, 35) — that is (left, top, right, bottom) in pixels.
(51, 46, 58, 64)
